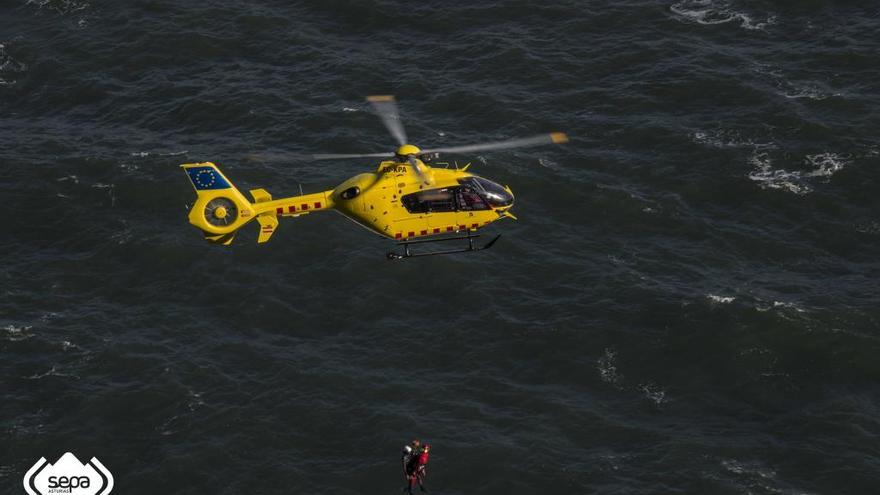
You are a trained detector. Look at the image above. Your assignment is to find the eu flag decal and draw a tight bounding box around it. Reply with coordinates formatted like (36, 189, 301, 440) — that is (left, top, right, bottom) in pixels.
(187, 167, 231, 190)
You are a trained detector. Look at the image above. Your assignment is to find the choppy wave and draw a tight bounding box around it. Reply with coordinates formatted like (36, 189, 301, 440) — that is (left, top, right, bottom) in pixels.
(753, 63, 843, 101)
(748, 151, 847, 194)
(3, 324, 33, 341)
(692, 129, 774, 149)
(671, 0, 775, 31)
(25, 0, 89, 15)
(707, 294, 735, 304)
(598, 349, 669, 405)
(780, 82, 841, 101)
(0, 42, 27, 87)
(597, 347, 623, 387)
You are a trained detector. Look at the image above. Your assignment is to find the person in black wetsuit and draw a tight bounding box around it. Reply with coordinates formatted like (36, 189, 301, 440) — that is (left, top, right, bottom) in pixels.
(401, 439, 420, 491)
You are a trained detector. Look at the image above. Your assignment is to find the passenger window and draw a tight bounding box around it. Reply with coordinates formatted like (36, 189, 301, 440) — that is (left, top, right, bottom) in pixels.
(401, 188, 457, 213)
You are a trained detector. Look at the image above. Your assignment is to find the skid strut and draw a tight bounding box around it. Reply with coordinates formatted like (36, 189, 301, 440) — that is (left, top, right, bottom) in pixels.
(387, 232, 501, 260)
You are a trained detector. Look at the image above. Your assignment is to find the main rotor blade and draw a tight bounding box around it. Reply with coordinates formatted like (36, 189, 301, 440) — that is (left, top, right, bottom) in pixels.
(311, 152, 395, 160)
(408, 155, 432, 185)
(421, 132, 568, 155)
(367, 95, 408, 146)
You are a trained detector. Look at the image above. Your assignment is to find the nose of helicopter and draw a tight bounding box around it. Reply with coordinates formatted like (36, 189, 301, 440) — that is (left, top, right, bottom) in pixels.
(482, 178, 515, 208)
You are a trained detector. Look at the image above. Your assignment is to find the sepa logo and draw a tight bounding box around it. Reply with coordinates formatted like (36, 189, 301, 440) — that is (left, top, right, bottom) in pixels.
(23, 452, 113, 495)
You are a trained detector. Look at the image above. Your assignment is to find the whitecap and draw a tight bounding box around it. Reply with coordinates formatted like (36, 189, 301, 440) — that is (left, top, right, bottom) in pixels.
(187, 390, 205, 412)
(707, 294, 736, 303)
(24, 365, 79, 380)
(803, 152, 847, 178)
(3, 324, 33, 341)
(637, 383, 667, 405)
(597, 348, 623, 386)
(721, 459, 776, 480)
(57, 175, 79, 183)
(747, 150, 846, 194)
(0, 42, 27, 87)
(747, 151, 811, 194)
(781, 83, 840, 101)
(772, 301, 806, 313)
(537, 157, 559, 169)
(671, 0, 775, 31)
(25, 0, 90, 15)
(130, 150, 188, 157)
(692, 129, 774, 149)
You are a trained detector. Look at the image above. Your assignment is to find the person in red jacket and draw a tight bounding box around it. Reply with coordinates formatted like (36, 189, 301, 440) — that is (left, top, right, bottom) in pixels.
(415, 444, 430, 489)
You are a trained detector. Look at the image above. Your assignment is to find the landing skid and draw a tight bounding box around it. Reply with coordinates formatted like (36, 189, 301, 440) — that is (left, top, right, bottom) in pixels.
(387, 232, 501, 260)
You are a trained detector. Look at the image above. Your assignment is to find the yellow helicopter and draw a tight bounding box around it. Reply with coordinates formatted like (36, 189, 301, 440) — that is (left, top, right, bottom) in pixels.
(182, 95, 567, 259)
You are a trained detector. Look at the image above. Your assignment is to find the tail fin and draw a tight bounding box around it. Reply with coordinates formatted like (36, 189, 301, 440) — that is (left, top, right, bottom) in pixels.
(181, 162, 258, 245)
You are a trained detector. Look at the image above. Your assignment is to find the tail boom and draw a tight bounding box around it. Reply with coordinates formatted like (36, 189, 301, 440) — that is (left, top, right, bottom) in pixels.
(182, 162, 334, 245)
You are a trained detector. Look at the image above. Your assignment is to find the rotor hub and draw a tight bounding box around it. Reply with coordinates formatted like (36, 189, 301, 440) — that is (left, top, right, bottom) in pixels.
(396, 144, 421, 156)
(214, 206, 228, 219)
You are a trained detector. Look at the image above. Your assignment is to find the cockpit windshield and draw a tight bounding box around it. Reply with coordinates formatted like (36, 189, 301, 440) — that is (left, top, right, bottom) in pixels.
(458, 176, 514, 207)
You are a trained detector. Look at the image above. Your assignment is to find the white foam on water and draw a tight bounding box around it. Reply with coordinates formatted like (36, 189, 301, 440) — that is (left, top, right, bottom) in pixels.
(40, 311, 61, 321)
(110, 225, 133, 244)
(747, 151, 847, 195)
(25, 0, 90, 15)
(130, 150, 188, 157)
(747, 151, 810, 194)
(187, 390, 205, 412)
(692, 129, 774, 149)
(597, 347, 623, 386)
(24, 365, 79, 380)
(57, 174, 79, 183)
(803, 152, 847, 178)
(707, 294, 736, 303)
(754, 63, 842, 101)
(671, 0, 775, 31)
(721, 459, 776, 479)
(637, 383, 668, 405)
(3, 324, 33, 341)
(537, 157, 559, 170)
(342, 107, 358, 112)
(754, 298, 807, 314)
(0, 43, 28, 86)
(855, 221, 880, 235)
(772, 301, 806, 313)
(781, 83, 841, 101)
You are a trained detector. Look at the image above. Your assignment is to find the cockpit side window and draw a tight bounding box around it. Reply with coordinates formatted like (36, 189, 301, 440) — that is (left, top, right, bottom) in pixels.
(457, 176, 513, 208)
(457, 186, 490, 211)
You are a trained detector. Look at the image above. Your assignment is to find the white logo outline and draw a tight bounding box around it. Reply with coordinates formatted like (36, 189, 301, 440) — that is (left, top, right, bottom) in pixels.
(23, 452, 114, 495)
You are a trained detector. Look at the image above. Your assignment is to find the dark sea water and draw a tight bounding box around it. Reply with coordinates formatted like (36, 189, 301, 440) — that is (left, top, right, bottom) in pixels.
(2, 1, 880, 493)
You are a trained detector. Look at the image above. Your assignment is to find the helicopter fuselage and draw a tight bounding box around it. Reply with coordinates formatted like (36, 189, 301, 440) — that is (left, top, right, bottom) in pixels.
(182, 159, 515, 245)
(326, 160, 514, 240)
